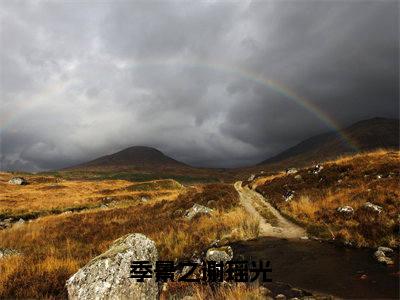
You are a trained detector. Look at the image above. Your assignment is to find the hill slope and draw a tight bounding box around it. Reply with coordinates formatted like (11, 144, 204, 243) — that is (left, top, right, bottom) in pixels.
(252, 150, 399, 247)
(66, 146, 190, 172)
(258, 118, 399, 169)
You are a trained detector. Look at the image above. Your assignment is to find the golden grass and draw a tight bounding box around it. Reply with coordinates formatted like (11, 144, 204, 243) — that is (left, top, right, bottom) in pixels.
(0, 183, 258, 298)
(191, 283, 268, 300)
(162, 282, 270, 300)
(255, 150, 400, 247)
(0, 173, 181, 218)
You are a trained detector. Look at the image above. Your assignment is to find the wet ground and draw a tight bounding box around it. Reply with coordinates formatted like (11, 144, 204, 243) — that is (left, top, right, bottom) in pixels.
(231, 237, 399, 299)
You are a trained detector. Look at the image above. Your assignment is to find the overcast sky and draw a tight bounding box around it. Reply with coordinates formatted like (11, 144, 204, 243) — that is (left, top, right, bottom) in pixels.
(0, 0, 399, 171)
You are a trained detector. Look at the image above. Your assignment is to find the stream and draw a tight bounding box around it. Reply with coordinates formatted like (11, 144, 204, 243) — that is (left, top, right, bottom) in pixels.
(231, 237, 399, 299)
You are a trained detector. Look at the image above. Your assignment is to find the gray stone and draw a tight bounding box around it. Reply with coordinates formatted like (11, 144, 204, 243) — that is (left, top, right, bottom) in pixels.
(337, 206, 354, 215)
(312, 164, 323, 175)
(363, 202, 383, 214)
(15, 218, 25, 225)
(248, 174, 256, 181)
(286, 168, 298, 174)
(377, 246, 393, 254)
(66, 233, 158, 300)
(184, 204, 213, 220)
(206, 246, 233, 263)
(283, 190, 295, 202)
(374, 250, 394, 265)
(275, 294, 286, 300)
(294, 175, 302, 180)
(0, 218, 13, 229)
(8, 177, 27, 185)
(0, 248, 20, 259)
(141, 196, 149, 202)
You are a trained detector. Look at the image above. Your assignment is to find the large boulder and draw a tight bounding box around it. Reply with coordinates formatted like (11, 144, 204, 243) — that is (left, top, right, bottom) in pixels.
(66, 233, 158, 300)
(8, 177, 27, 185)
(184, 204, 213, 220)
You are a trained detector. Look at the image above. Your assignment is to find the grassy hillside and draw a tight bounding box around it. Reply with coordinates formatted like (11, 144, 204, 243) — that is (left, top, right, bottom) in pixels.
(253, 150, 399, 247)
(256, 118, 399, 171)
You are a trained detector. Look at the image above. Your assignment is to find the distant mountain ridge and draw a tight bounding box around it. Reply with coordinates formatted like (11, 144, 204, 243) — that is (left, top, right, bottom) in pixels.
(65, 118, 399, 175)
(257, 117, 399, 169)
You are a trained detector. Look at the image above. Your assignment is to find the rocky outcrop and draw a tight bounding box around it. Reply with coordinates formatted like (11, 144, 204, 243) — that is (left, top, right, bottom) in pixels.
(8, 177, 27, 185)
(184, 204, 213, 220)
(66, 233, 158, 300)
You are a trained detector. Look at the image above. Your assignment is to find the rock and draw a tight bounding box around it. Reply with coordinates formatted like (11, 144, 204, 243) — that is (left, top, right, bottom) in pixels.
(8, 177, 27, 185)
(286, 168, 298, 174)
(184, 204, 213, 220)
(248, 174, 256, 181)
(206, 246, 233, 263)
(0, 248, 20, 259)
(312, 164, 323, 175)
(294, 175, 302, 180)
(100, 204, 108, 209)
(66, 233, 158, 300)
(15, 218, 25, 225)
(300, 236, 309, 240)
(283, 190, 295, 202)
(363, 202, 383, 214)
(275, 294, 286, 300)
(0, 218, 13, 229)
(377, 246, 393, 254)
(376, 174, 382, 179)
(141, 196, 149, 202)
(374, 250, 394, 265)
(337, 206, 354, 215)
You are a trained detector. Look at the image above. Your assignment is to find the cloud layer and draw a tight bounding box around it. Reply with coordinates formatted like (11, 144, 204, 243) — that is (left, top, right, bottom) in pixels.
(1, 0, 398, 170)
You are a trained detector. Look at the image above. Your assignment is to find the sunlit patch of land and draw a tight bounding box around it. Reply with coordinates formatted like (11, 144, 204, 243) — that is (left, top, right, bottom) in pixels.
(254, 149, 400, 247)
(0, 173, 182, 219)
(0, 178, 258, 298)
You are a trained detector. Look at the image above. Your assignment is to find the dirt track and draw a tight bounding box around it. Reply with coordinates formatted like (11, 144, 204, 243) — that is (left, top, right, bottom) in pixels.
(234, 181, 306, 239)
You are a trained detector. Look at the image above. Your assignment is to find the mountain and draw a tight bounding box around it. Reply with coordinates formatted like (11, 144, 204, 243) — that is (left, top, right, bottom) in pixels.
(66, 146, 191, 172)
(257, 118, 399, 169)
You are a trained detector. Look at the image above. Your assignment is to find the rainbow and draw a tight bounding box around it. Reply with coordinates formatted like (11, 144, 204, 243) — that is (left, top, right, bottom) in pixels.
(0, 58, 359, 151)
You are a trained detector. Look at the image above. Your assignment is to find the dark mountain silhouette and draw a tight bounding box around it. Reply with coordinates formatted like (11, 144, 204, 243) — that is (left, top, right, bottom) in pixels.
(66, 146, 191, 172)
(257, 117, 399, 169)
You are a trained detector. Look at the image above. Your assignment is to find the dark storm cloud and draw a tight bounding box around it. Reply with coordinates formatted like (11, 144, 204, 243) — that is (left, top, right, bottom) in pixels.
(0, 0, 398, 171)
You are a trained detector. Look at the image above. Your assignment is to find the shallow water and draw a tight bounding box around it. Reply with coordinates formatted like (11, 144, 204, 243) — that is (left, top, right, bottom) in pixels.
(231, 237, 399, 299)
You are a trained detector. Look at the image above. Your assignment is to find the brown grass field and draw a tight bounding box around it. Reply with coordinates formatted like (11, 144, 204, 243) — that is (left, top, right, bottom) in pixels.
(0, 177, 259, 298)
(0, 173, 182, 219)
(254, 150, 400, 247)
